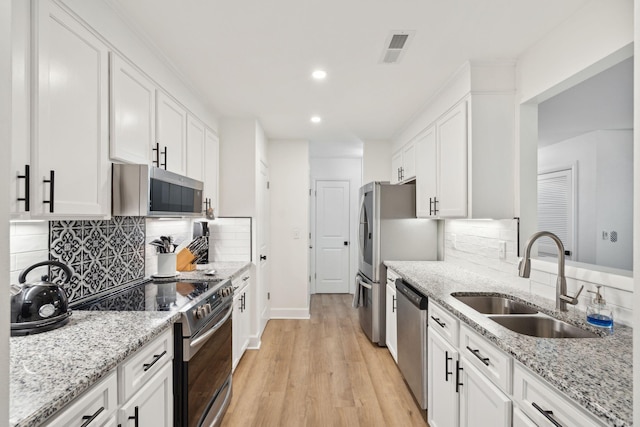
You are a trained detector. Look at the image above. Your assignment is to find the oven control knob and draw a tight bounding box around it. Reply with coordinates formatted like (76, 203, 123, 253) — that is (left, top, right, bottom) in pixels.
(194, 307, 204, 319)
(205, 303, 211, 315)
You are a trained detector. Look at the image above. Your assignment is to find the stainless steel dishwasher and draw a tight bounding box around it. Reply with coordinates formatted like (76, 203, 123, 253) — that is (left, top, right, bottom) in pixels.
(396, 279, 428, 411)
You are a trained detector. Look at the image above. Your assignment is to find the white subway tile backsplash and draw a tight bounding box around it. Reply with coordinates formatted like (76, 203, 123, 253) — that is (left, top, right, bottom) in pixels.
(10, 234, 48, 253)
(443, 218, 634, 326)
(209, 217, 251, 262)
(13, 221, 48, 236)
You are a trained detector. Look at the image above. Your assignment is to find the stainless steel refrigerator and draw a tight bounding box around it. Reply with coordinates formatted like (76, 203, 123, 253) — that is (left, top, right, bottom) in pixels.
(354, 181, 437, 346)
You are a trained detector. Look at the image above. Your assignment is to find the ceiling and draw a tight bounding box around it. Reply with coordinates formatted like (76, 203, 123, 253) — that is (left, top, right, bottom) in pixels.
(107, 0, 590, 144)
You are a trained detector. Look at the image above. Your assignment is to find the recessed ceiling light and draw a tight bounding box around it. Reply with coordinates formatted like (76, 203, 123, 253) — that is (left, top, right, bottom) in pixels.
(310, 116, 322, 123)
(312, 70, 327, 80)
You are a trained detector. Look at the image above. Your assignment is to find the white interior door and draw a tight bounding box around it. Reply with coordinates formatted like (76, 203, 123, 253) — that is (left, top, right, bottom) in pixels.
(258, 161, 270, 332)
(315, 180, 350, 293)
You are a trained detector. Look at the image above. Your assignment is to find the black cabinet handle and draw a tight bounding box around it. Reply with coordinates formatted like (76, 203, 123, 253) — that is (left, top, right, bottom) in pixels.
(17, 164, 30, 212)
(433, 197, 439, 215)
(152, 142, 160, 167)
(161, 146, 167, 169)
(445, 351, 453, 382)
(430, 315, 446, 328)
(80, 406, 104, 427)
(143, 350, 166, 372)
(532, 402, 563, 427)
(466, 346, 490, 366)
(455, 360, 463, 393)
(392, 295, 396, 313)
(128, 406, 139, 427)
(43, 170, 55, 213)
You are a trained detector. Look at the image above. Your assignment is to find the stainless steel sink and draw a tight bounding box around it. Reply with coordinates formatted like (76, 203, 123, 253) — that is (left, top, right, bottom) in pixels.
(488, 315, 600, 338)
(452, 294, 538, 315)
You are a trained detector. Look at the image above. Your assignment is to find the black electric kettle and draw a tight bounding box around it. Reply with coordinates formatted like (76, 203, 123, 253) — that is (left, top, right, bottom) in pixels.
(10, 260, 73, 336)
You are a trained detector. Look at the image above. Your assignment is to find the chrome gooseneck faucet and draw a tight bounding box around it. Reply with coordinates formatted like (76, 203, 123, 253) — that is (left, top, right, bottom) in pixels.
(518, 231, 583, 312)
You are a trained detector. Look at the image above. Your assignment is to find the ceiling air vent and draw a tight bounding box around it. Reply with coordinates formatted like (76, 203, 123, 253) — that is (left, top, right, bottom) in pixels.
(380, 30, 415, 64)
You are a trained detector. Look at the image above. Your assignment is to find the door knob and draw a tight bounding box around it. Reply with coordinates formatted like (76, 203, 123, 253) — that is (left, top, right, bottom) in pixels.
(260, 255, 267, 261)
(344, 241, 349, 246)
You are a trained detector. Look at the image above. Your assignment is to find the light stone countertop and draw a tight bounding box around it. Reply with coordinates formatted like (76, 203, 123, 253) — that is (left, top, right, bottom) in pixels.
(10, 261, 250, 427)
(385, 260, 632, 427)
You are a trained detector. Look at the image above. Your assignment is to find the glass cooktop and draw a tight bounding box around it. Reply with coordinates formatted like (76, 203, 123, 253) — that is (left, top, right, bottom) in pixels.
(71, 280, 214, 312)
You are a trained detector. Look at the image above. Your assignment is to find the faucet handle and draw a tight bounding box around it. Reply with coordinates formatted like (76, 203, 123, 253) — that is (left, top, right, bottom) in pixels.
(560, 285, 584, 305)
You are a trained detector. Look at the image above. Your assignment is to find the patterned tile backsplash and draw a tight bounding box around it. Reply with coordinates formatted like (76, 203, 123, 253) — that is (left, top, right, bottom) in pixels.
(48, 217, 146, 302)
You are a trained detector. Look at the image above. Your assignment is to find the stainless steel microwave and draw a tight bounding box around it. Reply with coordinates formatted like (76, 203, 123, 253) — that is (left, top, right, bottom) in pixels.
(112, 164, 204, 217)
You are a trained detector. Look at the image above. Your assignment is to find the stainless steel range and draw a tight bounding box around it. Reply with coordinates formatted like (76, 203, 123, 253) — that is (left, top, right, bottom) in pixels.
(74, 278, 234, 427)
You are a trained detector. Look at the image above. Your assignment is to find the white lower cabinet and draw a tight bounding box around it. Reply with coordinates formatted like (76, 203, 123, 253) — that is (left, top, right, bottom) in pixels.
(513, 362, 605, 427)
(45, 371, 118, 427)
(428, 301, 510, 427)
(513, 408, 537, 427)
(119, 362, 172, 427)
(232, 271, 252, 371)
(385, 274, 398, 363)
(45, 330, 173, 427)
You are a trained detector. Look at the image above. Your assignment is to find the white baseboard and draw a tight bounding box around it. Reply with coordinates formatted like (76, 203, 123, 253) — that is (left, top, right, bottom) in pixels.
(269, 308, 311, 319)
(248, 337, 261, 350)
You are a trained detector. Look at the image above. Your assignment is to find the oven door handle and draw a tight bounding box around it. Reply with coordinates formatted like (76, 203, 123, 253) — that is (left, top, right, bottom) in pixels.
(190, 304, 233, 350)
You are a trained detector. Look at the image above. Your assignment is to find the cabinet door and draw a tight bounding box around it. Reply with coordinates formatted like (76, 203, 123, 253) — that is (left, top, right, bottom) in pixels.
(240, 290, 250, 354)
(385, 282, 397, 362)
(11, 0, 31, 217)
(428, 329, 459, 427)
(110, 53, 155, 165)
(459, 359, 511, 427)
(415, 126, 437, 218)
(438, 101, 468, 218)
(402, 141, 416, 181)
(156, 91, 187, 175)
(33, 0, 110, 218)
(204, 128, 219, 215)
(186, 114, 205, 180)
(119, 362, 173, 427)
(391, 150, 402, 184)
(232, 294, 243, 371)
(513, 408, 537, 427)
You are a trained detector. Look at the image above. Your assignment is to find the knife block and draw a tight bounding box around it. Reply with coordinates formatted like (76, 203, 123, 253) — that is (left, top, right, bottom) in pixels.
(176, 248, 196, 271)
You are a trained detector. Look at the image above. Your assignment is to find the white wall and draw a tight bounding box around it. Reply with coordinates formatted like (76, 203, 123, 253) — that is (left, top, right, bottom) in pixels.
(269, 140, 310, 318)
(59, 0, 217, 127)
(362, 139, 391, 184)
(1, 1, 11, 424)
(517, 0, 634, 104)
(310, 157, 362, 294)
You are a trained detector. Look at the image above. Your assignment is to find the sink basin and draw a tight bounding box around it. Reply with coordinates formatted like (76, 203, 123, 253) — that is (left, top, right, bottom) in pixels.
(452, 294, 538, 315)
(488, 315, 600, 338)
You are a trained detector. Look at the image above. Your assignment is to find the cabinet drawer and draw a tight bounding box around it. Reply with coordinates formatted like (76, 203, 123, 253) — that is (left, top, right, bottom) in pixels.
(460, 324, 512, 393)
(46, 370, 117, 427)
(428, 301, 459, 346)
(513, 362, 605, 427)
(118, 329, 173, 403)
(232, 271, 251, 292)
(386, 268, 400, 284)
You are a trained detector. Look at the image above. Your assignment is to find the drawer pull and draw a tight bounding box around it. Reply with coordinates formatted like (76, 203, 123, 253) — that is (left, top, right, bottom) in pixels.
(466, 346, 490, 366)
(532, 402, 563, 427)
(430, 315, 446, 328)
(17, 164, 30, 212)
(143, 350, 167, 372)
(445, 351, 453, 382)
(80, 406, 104, 427)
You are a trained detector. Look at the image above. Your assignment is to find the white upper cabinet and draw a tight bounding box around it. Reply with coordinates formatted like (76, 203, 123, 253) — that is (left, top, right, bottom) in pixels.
(186, 114, 205, 181)
(436, 100, 468, 218)
(391, 140, 416, 184)
(204, 128, 219, 215)
(413, 62, 515, 219)
(32, 0, 110, 218)
(415, 125, 437, 218)
(110, 53, 155, 165)
(156, 91, 187, 175)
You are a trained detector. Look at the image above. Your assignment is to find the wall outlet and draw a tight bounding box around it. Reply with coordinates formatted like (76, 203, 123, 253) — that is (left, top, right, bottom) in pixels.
(499, 240, 507, 260)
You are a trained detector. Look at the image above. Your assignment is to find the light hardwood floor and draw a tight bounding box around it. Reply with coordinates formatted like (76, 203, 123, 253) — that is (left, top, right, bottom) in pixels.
(222, 294, 428, 427)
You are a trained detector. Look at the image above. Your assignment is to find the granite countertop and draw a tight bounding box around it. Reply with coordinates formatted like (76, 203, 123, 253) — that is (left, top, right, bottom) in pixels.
(385, 261, 632, 427)
(10, 261, 250, 427)
(10, 311, 180, 427)
(152, 261, 251, 283)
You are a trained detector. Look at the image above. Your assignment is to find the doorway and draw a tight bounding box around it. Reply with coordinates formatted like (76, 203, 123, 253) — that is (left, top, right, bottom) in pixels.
(314, 180, 350, 293)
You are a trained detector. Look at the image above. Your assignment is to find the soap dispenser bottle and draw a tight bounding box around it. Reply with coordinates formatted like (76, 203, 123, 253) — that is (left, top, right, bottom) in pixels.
(586, 285, 614, 331)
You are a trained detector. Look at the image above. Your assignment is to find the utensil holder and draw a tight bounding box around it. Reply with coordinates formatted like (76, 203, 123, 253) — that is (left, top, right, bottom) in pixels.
(157, 253, 177, 276)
